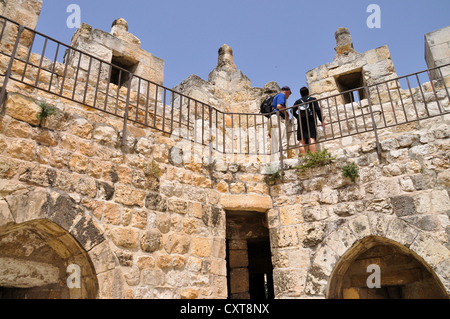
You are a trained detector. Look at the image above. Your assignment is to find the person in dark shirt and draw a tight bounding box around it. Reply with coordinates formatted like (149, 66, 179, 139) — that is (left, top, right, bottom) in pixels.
(293, 86, 326, 155)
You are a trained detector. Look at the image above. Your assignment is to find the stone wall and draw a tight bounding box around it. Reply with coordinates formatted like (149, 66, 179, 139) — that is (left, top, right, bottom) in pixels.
(265, 115, 450, 298)
(0, 85, 231, 298)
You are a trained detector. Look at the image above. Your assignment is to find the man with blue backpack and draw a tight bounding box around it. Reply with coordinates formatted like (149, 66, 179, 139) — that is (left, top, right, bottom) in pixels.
(265, 86, 292, 161)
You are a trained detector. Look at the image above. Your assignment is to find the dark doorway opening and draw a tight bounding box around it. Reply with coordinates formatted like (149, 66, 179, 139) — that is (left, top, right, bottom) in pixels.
(336, 70, 366, 103)
(248, 238, 274, 299)
(225, 211, 274, 299)
(110, 54, 138, 88)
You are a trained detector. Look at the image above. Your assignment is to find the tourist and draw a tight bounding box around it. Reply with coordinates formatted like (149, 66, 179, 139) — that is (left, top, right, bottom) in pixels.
(293, 86, 326, 155)
(267, 86, 292, 161)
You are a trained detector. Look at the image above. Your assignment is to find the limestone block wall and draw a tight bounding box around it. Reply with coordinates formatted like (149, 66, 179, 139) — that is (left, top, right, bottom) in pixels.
(0, 84, 230, 299)
(0, 0, 42, 56)
(264, 118, 450, 298)
(1, 77, 448, 299)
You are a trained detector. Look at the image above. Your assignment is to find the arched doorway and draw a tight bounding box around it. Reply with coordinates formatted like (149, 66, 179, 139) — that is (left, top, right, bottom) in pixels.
(327, 236, 448, 299)
(0, 219, 99, 299)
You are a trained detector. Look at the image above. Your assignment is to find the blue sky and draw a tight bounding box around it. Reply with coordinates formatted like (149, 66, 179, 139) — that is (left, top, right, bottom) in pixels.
(35, 0, 449, 96)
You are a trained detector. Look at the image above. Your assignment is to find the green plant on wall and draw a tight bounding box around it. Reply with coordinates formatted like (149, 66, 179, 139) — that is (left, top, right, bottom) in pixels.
(296, 149, 336, 173)
(37, 102, 58, 121)
(342, 162, 359, 182)
(264, 163, 282, 184)
(145, 159, 162, 178)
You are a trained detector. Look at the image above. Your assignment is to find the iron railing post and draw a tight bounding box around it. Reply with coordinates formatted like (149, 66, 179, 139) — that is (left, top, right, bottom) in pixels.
(364, 86, 382, 158)
(209, 105, 213, 165)
(121, 73, 133, 146)
(277, 111, 284, 174)
(0, 24, 24, 108)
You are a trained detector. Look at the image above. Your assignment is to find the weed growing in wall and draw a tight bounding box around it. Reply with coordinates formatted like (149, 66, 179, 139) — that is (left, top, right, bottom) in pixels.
(37, 102, 58, 121)
(296, 149, 336, 173)
(342, 162, 360, 182)
(145, 159, 162, 178)
(264, 163, 282, 185)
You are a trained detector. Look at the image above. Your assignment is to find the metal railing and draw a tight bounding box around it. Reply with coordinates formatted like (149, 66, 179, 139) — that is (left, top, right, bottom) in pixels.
(284, 65, 450, 159)
(0, 15, 449, 171)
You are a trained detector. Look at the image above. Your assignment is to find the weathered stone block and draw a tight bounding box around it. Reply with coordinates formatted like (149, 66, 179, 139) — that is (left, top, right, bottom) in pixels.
(220, 194, 272, 212)
(5, 93, 41, 126)
(302, 206, 329, 222)
(168, 198, 188, 215)
(93, 124, 118, 147)
(164, 233, 190, 254)
(191, 237, 211, 257)
(46, 192, 83, 230)
(114, 185, 146, 207)
(141, 269, 165, 286)
(270, 226, 299, 249)
(145, 193, 167, 212)
(103, 203, 121, 225)
(299, 222, 326, 248)
(386, 218, 418, 247)
(348, 215, 371, 240)
(437, 170, 450, 187)
(229, 268, 249, 294)
(280, 205, 303, 225)
(137, 256, 156, 270)
(141, 229, 162, 253)
(431, 190, 450, 213)
(273, 269, 305, 297)
(70, 214, 105, 251)
(5, 189, 47, 224)
(390, 195, 416, 217)
(366, 198, 393, 214)
(6, 139, 35, 161)
(410, 232, 450, 269)
(228, 249, 248, 268)
(324, 226, 357, 256)
(107, 226, 139, 249)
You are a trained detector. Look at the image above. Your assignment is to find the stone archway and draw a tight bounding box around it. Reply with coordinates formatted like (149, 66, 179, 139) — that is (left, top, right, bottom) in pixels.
(0, 190, 126, 299)
(327, 236, 448, 299)
(0, 219, 98, 299)
(305, 214, 450, 298)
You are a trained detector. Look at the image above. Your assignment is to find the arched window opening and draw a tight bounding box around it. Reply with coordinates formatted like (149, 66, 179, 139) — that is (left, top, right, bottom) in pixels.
(327, 236, 448, 299)
(0, 220, 98, 299)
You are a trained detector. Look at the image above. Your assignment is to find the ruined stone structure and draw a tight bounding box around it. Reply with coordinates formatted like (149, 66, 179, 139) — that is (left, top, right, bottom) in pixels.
(0, 0, 449, 300)
(306, 27, 398, 103)
(68, 18, 164, 90)
(426, 26, 450, 81)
